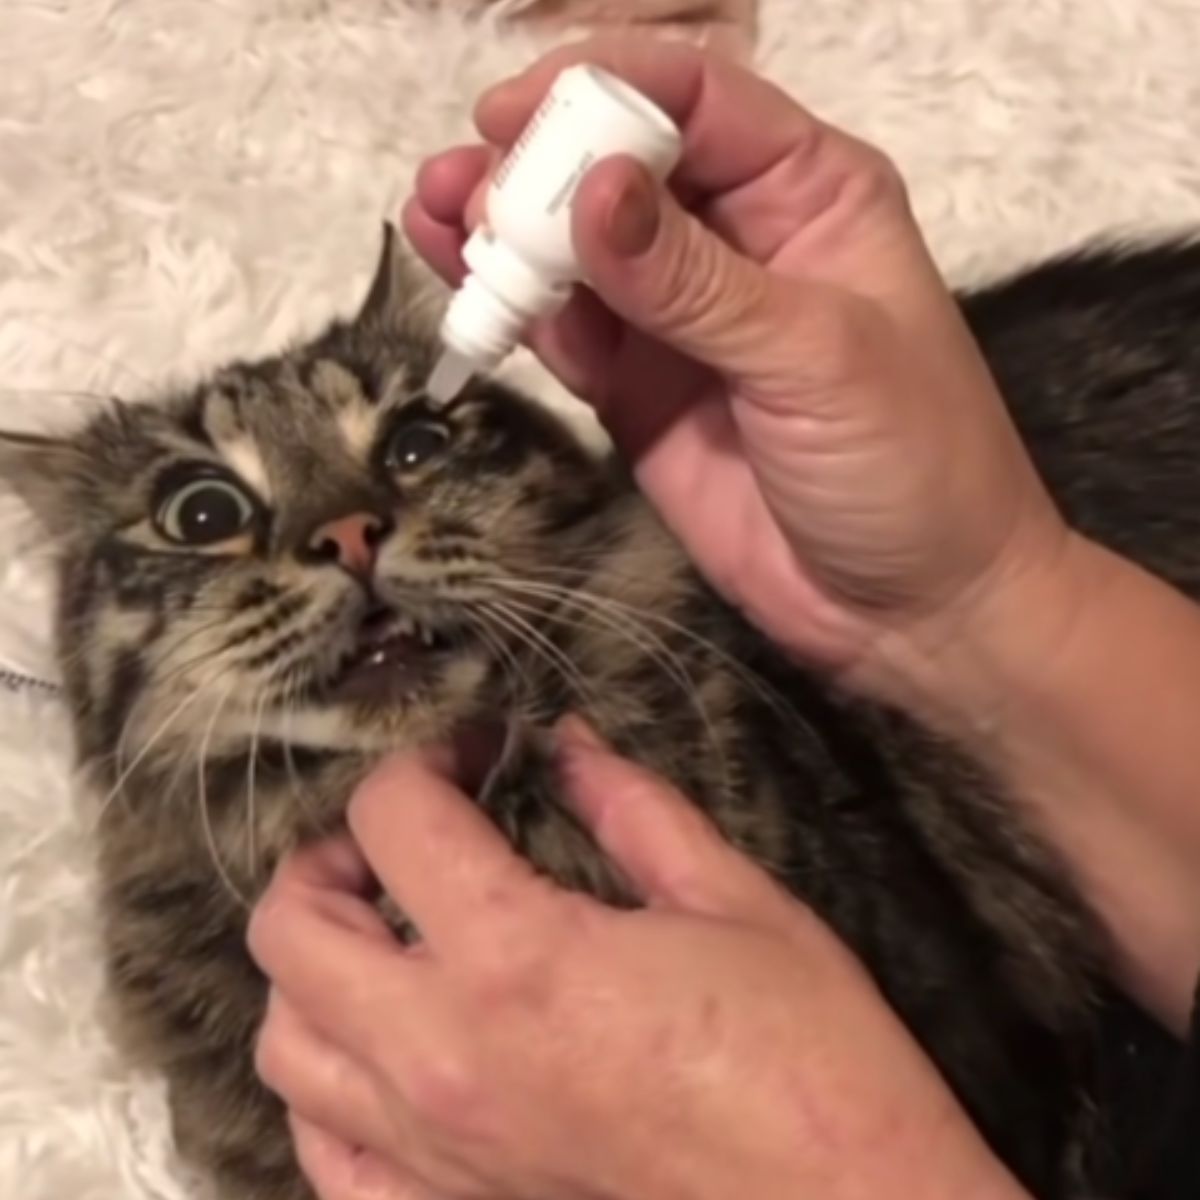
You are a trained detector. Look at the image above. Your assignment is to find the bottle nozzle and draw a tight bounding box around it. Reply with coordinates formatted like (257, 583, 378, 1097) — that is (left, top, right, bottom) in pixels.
(427, 349, 475, 408)
(429, 65, 682, 389)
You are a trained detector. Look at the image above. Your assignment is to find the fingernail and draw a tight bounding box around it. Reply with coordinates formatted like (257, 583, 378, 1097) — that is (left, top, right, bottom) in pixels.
(474, 76, 524, 130)
(604, 169, 660, 258)
(553, 717, 617, 831)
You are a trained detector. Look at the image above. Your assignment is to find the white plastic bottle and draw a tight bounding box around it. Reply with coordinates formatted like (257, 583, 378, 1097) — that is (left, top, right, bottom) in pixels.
(427, 64, 683, 404)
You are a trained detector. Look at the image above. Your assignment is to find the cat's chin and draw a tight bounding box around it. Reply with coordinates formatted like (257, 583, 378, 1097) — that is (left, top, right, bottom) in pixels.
(217, 652, 492, 755)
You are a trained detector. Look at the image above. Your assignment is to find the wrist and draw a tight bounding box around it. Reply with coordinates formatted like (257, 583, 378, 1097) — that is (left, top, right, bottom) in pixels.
(717, 1103, 1031, 1200)
(846, 518, 1096, 744)
(670, 1026, 1036, 1200)
(853, 524, 1200, 1027)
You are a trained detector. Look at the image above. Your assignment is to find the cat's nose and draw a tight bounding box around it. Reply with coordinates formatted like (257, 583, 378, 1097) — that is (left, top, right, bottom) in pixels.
(304, 511, 392, 577)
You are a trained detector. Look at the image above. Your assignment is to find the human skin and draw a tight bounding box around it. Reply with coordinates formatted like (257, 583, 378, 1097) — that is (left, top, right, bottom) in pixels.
(249, 720, 1030, 1200)
(404, 38, 1200, 1029)
(249, 33, 1200, 1200)
(497, 0, 757, 61)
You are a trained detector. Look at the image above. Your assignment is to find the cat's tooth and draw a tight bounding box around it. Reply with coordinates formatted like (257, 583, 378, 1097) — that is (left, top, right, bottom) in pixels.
(395, 615, 417, 637)
(418, 625, 435, 647)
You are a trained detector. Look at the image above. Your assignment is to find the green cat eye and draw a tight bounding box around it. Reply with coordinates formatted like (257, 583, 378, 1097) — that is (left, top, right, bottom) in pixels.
(154, 473, 256, 546)
(384, 419, 450, 472)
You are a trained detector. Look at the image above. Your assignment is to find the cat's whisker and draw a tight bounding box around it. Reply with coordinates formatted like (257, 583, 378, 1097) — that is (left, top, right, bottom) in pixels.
(129, 618, 250, 699)
(114, 594, 328, 695)
(476, 599, 604, 716)
(459, 602, 557, 728)
(473, 603, 566, 704)
(499, 574, 812, 746)
(490, 582, 734, 792)
(460, 608, 541, 714)
(495, 582, 705, 712)
(243, 687, 270, 878)
(96, 681, 215, 829)
(273, 671, 323, 835)
(52, 607, 235, 683)
(144, 612, 299, 701)
(196, 683, 250, 910)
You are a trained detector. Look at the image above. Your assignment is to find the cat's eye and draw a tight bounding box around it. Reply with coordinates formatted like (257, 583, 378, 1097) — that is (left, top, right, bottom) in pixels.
(154, 474, 256, 546)
(384, 420, 450, 472)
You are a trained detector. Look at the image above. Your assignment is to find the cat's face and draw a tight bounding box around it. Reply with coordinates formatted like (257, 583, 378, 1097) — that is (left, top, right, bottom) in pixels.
(0, 227, 615, 768)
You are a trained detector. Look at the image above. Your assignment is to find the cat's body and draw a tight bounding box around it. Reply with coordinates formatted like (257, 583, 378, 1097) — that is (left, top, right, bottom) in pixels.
(5, 230, 1200, 1200)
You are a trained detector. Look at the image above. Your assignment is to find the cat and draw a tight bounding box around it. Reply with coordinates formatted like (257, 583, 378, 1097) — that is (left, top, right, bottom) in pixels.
(4, 223, 1200, 1200)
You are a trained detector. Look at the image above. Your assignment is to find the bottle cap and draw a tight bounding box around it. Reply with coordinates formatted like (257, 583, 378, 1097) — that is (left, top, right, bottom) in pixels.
(440, 228, 573, 369)
(436, 64, 682, 375)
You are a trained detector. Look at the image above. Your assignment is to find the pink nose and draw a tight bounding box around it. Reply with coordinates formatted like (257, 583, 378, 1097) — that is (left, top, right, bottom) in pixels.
(307, 512, 388, 577)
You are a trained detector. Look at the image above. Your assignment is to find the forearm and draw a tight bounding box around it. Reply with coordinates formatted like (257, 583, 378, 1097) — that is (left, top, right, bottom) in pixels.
(877, 532, 1200, 1032)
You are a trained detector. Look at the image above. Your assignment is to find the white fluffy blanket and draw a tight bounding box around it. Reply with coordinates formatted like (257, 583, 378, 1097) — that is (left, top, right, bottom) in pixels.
(2, 1, 1199, 1195)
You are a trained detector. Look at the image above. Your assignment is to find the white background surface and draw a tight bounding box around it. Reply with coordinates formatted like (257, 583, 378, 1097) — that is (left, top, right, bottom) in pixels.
(1, 0, 1199, 1195)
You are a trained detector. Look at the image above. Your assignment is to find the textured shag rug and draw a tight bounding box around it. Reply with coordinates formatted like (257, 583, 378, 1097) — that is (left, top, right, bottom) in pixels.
(1, 1, 1199, 1196)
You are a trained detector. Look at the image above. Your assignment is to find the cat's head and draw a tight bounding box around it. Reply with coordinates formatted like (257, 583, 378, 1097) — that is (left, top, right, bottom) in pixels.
(0, 226, 619, 772)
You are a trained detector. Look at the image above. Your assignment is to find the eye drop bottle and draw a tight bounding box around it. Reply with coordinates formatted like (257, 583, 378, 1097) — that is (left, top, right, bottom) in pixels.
(427, 64, 684, 404)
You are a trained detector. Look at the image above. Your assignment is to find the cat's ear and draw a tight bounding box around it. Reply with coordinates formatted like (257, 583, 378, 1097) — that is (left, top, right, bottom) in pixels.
(353, 221, 423, 330)
(0, 430, 86, 536)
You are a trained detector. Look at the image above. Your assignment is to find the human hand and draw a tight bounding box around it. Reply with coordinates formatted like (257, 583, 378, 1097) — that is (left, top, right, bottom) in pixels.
(403, 38, 1075, 707)
(502, 0, 757, 63)
(248, 720, 1026, 1200)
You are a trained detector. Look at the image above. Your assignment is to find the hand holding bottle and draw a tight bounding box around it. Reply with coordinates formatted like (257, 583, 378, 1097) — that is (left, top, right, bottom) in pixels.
(405, 36, 1072, 701)
(406, 37, 1200, 1026)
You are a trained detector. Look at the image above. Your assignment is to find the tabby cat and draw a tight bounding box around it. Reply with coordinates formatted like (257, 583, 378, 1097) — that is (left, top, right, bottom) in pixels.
(4, 225, 1200, 1200)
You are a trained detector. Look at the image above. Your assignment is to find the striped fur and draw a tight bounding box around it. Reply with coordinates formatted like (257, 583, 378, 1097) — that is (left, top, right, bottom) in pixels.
(17, 229, 1200, 1199)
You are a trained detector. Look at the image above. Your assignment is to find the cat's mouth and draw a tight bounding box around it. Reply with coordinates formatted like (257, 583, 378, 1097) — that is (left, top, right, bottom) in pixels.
(320, 606, 456, 705)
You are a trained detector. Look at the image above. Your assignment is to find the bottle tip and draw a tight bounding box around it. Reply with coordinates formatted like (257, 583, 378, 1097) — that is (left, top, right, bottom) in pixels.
(427, 350, 475, 408)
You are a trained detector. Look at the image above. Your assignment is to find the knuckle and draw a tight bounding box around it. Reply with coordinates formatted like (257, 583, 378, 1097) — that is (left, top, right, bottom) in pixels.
(244, 890, 284, 966)
(346, 769, 392, 833)
(625, 764, 685, 812)
(655, 862, 719, 911)
(468, 926, 549, 1000)
(662, 865, 779, 924)
(252, 1017, 286, 1091)
(800, 292, 887, 384)
(642, 803, 776, 914)
(401, 1044, 482, 1130)
(650, 215, 750, 339)
(464, 899, 566, 1004)
(842, 145, 909, 216)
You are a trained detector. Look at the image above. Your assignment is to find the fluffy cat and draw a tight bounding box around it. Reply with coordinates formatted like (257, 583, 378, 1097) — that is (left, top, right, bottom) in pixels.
(4, 225, 1200, 1200)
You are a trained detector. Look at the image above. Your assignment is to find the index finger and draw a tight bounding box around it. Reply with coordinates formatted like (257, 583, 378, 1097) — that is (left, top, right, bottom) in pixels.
(475, 36, 824, 197)
(347, 744, 548, 956)
(247, 838, 419, 1053)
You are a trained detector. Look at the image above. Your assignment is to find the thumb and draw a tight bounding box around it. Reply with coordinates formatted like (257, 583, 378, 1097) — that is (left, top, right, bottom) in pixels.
(570, 155, 828, 391)
(554, 716, 804, 933)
